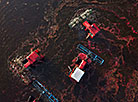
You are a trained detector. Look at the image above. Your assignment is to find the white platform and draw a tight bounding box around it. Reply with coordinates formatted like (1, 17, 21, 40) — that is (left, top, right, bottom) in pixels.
(71, 67, 85, 82)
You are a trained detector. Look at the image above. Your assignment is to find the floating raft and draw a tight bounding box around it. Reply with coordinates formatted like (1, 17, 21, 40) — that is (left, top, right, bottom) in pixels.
(32, 80, 59, 102)
(8, 56, 32, 85)
(68, 9, 93, 28)
(76, 44, 104, 65)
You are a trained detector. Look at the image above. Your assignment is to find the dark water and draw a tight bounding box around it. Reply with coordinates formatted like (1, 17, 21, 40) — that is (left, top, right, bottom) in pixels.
(0, 0, 138, 102)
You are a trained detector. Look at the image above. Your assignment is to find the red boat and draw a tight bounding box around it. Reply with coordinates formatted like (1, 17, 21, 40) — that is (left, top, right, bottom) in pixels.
(8, 49, 44, 85)
(27, 95, 40, 102)
(68, 53, 92, 82)
(83, 21, 100, 39)
(22, 49, 44, 68)
(68, 9, 100, 39)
